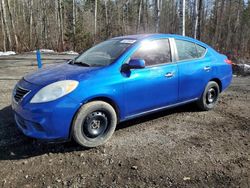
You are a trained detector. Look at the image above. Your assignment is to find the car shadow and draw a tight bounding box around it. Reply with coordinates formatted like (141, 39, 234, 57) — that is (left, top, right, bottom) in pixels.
(117, 103, 200, 130)
(0, 103, 199, 160)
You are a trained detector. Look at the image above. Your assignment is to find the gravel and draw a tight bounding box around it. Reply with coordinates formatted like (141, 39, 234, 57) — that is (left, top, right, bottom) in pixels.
(0, 54, 249, 187)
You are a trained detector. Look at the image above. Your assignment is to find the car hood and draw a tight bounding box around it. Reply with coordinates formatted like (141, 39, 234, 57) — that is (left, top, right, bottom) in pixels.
(24, 63, 99, 86)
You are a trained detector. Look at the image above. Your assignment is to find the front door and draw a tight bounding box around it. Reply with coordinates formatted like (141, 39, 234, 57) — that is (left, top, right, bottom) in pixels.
(123, 38, 178, 118)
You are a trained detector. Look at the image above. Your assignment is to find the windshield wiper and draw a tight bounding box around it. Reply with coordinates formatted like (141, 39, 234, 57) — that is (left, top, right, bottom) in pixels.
(70, 60, 90, 67)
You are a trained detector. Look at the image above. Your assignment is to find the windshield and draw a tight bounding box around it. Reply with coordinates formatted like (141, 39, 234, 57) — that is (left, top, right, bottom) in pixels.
(73, 39, 135, 67)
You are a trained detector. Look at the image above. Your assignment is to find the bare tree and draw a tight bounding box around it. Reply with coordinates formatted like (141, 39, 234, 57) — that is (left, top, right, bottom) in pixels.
(136, 0, 142, 33)
(0, 0, 6, 51)
(6, 0, 18, 51)
(1, 0, 12, 49)
(58, 0, 64, 51)
(0, 0, 249, 57)
(72, 0, 76, 50)
(197, 0, 202, 40)
(155, 0, 162, 33)
(182, 0, 186, 36)
(193, 0, 198, 39)
(94, 0, 97, 41)
(213, 0, 225, 46)
(29, 0, 33, 49)
(179, 0, 186, 36)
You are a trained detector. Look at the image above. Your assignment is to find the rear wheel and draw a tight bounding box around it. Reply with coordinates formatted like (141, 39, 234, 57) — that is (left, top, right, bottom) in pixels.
(72, 101, 117, 148)
(197, 81, 220, 111)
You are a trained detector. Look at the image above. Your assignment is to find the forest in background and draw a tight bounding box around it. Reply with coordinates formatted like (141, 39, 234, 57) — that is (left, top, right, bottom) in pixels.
(0, 0, 249, 58)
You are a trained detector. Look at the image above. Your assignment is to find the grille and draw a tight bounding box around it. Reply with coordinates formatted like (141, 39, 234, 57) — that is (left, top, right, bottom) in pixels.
(14, 86, 30, 103)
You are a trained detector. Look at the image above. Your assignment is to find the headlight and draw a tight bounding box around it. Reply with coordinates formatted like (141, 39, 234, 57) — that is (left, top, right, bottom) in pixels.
(30, 80, 79, 103)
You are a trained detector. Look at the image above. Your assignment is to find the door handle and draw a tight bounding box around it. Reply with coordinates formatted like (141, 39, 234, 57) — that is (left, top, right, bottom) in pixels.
(204, 66, 211, 71)
(165, 72, 174, 78)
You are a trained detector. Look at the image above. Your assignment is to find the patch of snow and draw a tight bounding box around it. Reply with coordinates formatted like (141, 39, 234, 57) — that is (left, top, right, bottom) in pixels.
(31, 49, 78, 55)
(0, 51, 16, 56)
(32, 49, 55, 53)
(233, 63, 250, 76)
(61, 51, 79, 55)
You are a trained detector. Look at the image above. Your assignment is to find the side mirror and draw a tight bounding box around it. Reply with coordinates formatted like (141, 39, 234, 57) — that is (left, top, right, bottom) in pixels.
(121, 58, 145, 72)
(128, 59, 145, 69)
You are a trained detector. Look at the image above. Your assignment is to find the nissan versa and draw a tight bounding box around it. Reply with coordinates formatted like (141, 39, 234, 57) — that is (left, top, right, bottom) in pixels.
(12, 34, 232, 147)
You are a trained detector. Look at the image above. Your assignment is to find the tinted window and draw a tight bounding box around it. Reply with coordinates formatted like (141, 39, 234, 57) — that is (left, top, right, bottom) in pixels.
(131, 39, 171, 66)
(175, 39, 206, 61)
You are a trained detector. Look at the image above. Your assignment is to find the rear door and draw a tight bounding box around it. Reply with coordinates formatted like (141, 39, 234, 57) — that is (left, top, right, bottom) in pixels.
(123, 38, 178, 118)
(174, 39, 212, 102)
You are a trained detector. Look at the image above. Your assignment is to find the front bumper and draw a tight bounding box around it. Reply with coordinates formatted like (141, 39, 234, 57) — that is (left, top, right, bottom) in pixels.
(12, 79, 81, 140)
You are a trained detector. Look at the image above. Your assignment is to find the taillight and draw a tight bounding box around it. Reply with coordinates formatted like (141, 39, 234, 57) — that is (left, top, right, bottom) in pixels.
(224, 58, 233, 65)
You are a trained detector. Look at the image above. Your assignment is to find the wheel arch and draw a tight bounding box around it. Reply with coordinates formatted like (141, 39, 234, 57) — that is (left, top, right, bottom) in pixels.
(210, 78, 222, 92)
(86, 96, 121, 121)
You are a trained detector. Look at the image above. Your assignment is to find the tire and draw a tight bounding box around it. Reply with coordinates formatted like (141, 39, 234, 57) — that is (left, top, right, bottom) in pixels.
(196, 81, 220, 111)
(72, 101, 117, 148)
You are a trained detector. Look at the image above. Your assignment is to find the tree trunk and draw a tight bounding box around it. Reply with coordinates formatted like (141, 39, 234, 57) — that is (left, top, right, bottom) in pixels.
(136, 0, 142, 33)
(21, 0, 26, 34)
(42, 0, 47, 48)
(179, 0, 186, 36)
(213, 0, 225, 47)
(116, 1, 121, 35)
(1, 0, 12, 50)
(0, 1, 6, 51)
(104, 0, 109, 36)
(141, 0, 146, 32)
(55, 0, 59, 49)
(145, 0, 149, 32)
(193, 0, 198, 39)
(72, 0, 76, 50)
(155, 0, 161, 33)
(58, 0, 64, 51)
(29, 0, 33, 50)
(94, 0, 97, 41)
(6, 0, 18, 51)
(225, 0, 232, 51)
(182, 0, 185, 36)
(197, 0, 202, 40)
(234, 0, 243, 53)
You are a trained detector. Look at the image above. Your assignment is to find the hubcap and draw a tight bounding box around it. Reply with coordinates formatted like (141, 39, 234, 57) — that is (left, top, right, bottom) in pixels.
(206, 88, 217, 104)
(83, 111, 108, 138)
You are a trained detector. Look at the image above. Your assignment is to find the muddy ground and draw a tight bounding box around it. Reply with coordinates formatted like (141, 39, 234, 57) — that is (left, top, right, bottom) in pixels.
(0, 54, 249, 187)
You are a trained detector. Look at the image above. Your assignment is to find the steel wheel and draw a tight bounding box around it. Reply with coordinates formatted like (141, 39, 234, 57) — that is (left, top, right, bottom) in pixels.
(72, 101, 117, 148)
(196, 81, 220, 111)
(82, 111, 108, 139)
(206, 87, 218, 104)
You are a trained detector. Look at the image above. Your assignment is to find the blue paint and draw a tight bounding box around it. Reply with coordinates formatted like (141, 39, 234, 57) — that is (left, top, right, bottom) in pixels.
(12, 34, 232, 142)
(36, 49, 42, 69)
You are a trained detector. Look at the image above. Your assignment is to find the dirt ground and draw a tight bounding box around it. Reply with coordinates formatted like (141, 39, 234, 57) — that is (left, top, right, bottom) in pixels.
(0, 54, 249, 188)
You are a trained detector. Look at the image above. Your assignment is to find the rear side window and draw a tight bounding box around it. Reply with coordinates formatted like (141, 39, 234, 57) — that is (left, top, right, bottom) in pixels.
(175, 39, 206, 61)
(131, 39, 171, 66)
(196, 44, 206, 57)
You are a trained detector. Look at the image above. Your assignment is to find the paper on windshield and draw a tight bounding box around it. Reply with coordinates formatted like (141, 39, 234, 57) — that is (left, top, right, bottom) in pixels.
(120, 39, 137, 44)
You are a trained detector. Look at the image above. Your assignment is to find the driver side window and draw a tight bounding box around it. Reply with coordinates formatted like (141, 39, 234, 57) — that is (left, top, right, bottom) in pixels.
(131, 39, 171, 67)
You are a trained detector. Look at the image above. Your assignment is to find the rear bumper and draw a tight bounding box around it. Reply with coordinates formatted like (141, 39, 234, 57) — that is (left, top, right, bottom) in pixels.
(221, 71, 233, 92)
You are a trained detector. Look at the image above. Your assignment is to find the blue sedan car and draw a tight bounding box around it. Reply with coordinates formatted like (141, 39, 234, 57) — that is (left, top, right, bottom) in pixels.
(12, 34, 232, 147)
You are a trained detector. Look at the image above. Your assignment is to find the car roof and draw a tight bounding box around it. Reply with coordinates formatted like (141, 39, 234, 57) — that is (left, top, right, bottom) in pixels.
(113, 33, 211, 48)
(113, 33, 180, 40)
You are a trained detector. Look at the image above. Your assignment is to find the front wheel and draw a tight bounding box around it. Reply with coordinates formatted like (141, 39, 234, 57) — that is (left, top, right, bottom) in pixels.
(196, 81, 220, 111)
(72, 101, 117, 148)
